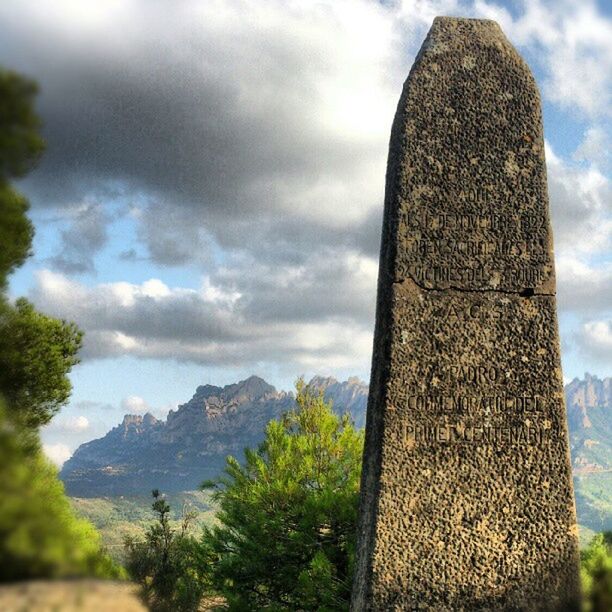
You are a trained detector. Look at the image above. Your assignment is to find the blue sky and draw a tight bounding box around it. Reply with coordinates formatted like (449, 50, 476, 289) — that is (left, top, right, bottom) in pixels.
(0, 0, 609, 465)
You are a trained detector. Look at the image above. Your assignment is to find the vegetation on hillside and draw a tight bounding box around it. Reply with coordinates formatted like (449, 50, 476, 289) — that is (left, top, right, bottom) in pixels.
(0, 66, 121, 580)
(125, 490, 209, 612)
(115, 381, 612, 611)
(73, 491, 216, 565)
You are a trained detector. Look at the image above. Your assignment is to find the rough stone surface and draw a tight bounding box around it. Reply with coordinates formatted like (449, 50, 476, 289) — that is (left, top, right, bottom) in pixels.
(351, 17, 580, 611)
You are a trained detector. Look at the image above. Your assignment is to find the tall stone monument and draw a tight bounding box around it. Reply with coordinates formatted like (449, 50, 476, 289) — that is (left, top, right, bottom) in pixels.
(351, 17, 580, 611)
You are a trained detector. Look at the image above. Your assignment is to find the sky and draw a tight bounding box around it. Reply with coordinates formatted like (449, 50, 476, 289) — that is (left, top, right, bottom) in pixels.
(0, 0, 609, 466)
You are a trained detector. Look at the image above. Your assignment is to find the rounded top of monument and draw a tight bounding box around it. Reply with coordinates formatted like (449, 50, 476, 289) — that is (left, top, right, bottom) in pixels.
(433, 16, 502, 27)
(428, 16, 505, 42)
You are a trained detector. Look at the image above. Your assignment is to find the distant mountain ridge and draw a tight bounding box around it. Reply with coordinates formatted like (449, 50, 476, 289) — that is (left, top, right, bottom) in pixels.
(61, 373, 611, 536)
(60, 375, 368, 496)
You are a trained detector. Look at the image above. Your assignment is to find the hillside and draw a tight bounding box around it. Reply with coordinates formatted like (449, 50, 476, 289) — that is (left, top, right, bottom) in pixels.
(61, 373, 611, 538)
(565, 374, 612, 538)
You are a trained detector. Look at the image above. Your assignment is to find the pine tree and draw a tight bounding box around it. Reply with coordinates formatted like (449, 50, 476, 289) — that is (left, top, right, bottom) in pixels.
(202, 378, 364, 610)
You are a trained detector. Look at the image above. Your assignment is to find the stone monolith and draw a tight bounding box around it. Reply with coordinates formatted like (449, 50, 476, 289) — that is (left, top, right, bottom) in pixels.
(351, 17, 580, 611)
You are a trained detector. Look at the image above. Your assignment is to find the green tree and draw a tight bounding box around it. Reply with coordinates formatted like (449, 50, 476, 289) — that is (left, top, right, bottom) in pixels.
(202, 378, 364, 611)
(581, 532, 612, 612)
(0, 66, 121, 581)
(125, 490, 208, 612)
(0, 68, 80, 432)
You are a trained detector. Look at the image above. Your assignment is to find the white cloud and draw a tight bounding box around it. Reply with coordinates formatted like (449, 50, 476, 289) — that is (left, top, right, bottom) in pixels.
(575, 320, 612, 364)
(50, 415, 90, 433)
(121, 395, 149, 415)
(43, 443, 72, 467)
(573, 127, 610, 171)
(556, 257, 612, 315)
(546, 141, 611, 258)
(29, 258, 376, 374)
(476, 0, 612, 118)
(1, 0, 609, 380)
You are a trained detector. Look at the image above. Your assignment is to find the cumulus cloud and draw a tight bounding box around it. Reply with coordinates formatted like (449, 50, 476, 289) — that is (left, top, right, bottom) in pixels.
(475, 0, 612, 118)
(1, 0, 408, 267)
(556, 257, 612, 315)
(119, 396, 178, 420)
(2, 1, 608, 268)
(43, 443, 72, 467)
(573, 127, 611, 172)
(121, 395, 149, 415)
(1, 0, 610, 378)
(545, 141, 611, 259)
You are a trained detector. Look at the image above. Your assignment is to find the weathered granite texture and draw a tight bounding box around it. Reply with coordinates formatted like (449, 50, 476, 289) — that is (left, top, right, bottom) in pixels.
(351, 17, 580, 611)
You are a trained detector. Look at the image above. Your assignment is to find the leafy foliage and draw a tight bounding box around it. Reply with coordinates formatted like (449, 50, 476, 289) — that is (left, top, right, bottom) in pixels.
(202, 378, 364, 611)
(72, 491, 215, 565)
(581, 532, 612, 612)
(0, 69, 44, 179)
(0, 184, 34, 287)
(125, 490, 209, 612)
(0, 69, 43, 286)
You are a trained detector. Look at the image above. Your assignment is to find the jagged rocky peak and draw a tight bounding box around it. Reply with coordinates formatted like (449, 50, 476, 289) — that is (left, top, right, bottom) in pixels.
(221, 375, 277, 402)
(565, 374, 611, 431)
(307, 375, 339, 391)
(121, 413, 159, 428)
(166, 375, 280, 427)
(189, 375, 277, 406)
(566, 373, 611, 409)
(116, 412, 161, 441)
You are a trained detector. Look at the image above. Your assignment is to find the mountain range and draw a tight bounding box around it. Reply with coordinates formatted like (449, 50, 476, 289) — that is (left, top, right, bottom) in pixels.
(60, 375, 367, 496)
(61, 373, 611, 534)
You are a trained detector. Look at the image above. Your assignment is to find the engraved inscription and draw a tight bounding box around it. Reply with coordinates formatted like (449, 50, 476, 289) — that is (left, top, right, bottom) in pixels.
(405, 394, 547, 415)
(402, 422, 552, 446)
(449, 364, 499, 383)
(395, 207, 552, 291)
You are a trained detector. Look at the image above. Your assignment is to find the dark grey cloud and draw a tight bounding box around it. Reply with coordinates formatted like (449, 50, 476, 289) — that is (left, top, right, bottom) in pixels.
(118, 248, 139, 262)
(1, 0, 403, 271)
(72, 400, 115, 412)
(216, 249, 378, 324)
